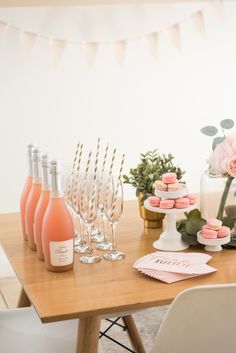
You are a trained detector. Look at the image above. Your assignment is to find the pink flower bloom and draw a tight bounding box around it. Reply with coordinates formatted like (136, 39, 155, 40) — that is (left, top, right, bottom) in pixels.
(208, 133, 236, 176)
(227, 157, 236, 177)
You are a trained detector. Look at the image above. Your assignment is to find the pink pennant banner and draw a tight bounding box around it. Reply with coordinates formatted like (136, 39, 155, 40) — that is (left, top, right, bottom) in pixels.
(166, 24, 181, 51)
(0, 20, 8, 32)
(49, 38, 66, 66)
(82, 42, 98, 68)
(20, 31, 37, 59)
(210, 0, 224, 20)
(146, 32, 159, 60)
(113, 40, 126, 67)
(190, 10, 206, 38)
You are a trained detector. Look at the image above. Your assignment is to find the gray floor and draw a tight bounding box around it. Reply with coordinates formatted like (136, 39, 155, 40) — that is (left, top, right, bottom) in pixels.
(100, 306, 169, 353)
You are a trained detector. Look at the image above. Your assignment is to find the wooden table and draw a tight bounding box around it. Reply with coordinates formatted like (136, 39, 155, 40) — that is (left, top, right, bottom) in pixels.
(1, 200, 236, 353)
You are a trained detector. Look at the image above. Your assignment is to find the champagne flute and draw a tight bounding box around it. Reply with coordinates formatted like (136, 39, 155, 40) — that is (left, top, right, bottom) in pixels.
(95, 176, 112, 251)
(78, 180, 102, 264)
(103, 178, 125, 261)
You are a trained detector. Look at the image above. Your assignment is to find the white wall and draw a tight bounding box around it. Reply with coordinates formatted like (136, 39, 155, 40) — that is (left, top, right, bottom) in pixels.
(0, 2, 236, 213)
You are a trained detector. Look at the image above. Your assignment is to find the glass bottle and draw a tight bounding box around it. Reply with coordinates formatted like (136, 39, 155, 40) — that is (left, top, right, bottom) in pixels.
(200, 170, 236, 220)
(20, 143, 34, 241)
(25, 148, 42, 250)
(42, 160, 74, 272)
(34, 154, 50, 261)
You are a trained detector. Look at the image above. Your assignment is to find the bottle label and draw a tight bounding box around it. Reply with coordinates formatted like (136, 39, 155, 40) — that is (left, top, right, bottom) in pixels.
(49, 239, 73, 266)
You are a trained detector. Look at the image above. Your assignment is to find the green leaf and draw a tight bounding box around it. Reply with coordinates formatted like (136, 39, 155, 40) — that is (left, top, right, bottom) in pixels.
(212, 136, 225, 151)
(200, 126, 218, 137)
(222, 217, 234, 229)
(185, 218, 206, 236)
(220, 119, 234, 129)
(186, 209, 201, 219)
(181, 232, 199, 246)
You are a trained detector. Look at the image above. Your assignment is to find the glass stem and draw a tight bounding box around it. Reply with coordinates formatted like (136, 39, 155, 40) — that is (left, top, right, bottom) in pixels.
(111, 223, 117, 253)
(87, 223, 93, 256)
(101, 213, 107, 242)
(217, 176, 234, 220)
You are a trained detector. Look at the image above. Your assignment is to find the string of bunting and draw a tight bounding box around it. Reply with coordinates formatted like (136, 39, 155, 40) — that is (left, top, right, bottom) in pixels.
(0, 0, 223, 67)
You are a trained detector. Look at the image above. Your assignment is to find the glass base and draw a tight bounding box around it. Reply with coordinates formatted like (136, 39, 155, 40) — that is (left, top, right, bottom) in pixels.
(95, 242, 112, 251)
(91, 232, 104, 243)
(74, 243, 89, 254)
(103, 251, 125, 261)
(74, 236, 82, 247)
(80, 254, 102, 264)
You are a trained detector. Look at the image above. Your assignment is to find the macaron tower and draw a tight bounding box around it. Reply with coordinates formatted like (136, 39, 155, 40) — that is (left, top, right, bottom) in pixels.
(144, 172, 197, 251)
(149, 172, 196, 210)
(197, 219, 231, 252)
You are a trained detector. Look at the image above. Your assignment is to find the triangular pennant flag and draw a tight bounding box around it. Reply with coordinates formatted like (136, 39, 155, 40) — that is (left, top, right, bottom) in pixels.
(0, 20, 8, 32)
(190, 10, 206, 38)
(166, 24, 181, 51)
(209, 0, 224, 20)
(82, 42, 98, 68)
(146, 32, 159, 60)
(20, 31, 37, 59)
(49, 38, 66, 66)
(113, 40, 126, 67)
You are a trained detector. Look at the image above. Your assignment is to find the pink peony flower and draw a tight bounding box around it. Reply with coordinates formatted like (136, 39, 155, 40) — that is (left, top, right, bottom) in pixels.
(227, 157, 236, 177)
(209, 133, 236, 176)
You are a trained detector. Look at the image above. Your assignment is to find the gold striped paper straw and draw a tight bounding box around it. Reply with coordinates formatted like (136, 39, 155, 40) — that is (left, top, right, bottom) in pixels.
(66, 142, 80, 200)
(102, 143, 109, 175)
(110, 154, 125, 220)
(72, 144, 84, 204)
(104, 148, 117, 206)
(80, 150, 92, 209)
(93, 137, 100, 180)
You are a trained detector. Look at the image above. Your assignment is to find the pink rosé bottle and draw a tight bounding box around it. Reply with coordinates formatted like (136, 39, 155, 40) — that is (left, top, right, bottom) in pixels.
(20, 143, 34, 241)
(25, 148, 42, 251)
(42, 160, 74, 272)
(34, 154, 50, 261)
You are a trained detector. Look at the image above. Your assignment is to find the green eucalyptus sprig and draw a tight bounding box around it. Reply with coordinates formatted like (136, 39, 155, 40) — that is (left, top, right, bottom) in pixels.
(123, 150, 185, 204)
(200, 118, 234, 151)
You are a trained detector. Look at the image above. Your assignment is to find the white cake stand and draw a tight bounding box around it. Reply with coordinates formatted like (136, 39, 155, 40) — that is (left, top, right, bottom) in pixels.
(197, 231, 230, 252)
(144, 200, 196, 251)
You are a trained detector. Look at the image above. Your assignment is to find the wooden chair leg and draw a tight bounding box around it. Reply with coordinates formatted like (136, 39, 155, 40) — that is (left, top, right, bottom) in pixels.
(122, 315, 146, 353)
(76, 316, 101, 353)
(17, 288, 31, 308)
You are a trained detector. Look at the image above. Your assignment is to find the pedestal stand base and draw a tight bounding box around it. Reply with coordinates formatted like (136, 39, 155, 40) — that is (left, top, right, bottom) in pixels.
(153, 231, 189, 251)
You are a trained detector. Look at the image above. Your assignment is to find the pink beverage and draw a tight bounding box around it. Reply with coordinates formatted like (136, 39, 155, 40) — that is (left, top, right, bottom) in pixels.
(25, 148, 42, 251)
(34, 154, 50, 261)
(42, 160, 74, 272)
(20, 143, 34, 241)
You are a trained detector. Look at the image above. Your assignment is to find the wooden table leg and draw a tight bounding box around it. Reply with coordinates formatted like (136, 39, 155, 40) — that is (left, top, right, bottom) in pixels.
(76, 316, 101, 353)
(17, 288, 31, 308)
(122, 315, 146, 353)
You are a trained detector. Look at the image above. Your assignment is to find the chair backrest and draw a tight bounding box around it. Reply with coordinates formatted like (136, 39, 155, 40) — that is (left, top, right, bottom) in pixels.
(151, 284, 236, 353)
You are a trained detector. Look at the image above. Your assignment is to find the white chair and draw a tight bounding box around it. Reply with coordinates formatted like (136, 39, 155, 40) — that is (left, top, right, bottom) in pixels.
(0, 306, 104, 353)
(151, 284, 236, 353)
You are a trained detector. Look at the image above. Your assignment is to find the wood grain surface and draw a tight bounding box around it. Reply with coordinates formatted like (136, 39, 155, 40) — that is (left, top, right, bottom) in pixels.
(1, 200, 235, 323)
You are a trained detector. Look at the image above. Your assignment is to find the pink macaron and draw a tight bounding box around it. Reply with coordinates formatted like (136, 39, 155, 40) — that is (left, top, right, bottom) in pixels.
(148, 196, 161, 207)
(175, 197, 190, 209)
(207, 218, 222, 231)
(167, 182, 183, 192)
(186, 194, 197, 205)
(162, 173, 177, 184)
(217, 226, 230, 238)
(159, 199, 175, 209)
(154, 180, 167, 191)
(201, 228, 217, 239)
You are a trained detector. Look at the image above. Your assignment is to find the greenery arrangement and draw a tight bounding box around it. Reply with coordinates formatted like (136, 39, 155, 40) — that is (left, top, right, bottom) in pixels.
(123, 150, 185, 204)
(181, 118, 236, 246)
